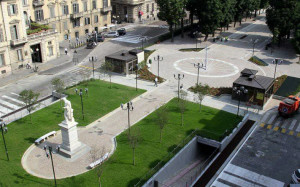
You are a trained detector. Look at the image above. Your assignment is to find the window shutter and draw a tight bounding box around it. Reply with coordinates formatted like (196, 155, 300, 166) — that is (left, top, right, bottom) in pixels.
(15, 5, 18, 14)
(41, 10, 44, 20)
(0, 29, 3, 42)
(10, 26, 15, 40)
(7, 5, 11, 16)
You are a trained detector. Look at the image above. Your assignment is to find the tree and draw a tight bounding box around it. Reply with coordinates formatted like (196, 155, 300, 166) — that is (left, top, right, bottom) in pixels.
(220, 0, 236, 31)
(234, 0, 246, 27)
(194, 83, 209, 112)
(100, 61, 114, 88)
(266, 0, 298, 46)
(19, 90, 40, 122)
(157, 0, 185, 42)
(89, 146, 107, 187)
(51, 78, 65, 107)
(186, 0, 197, 26)
(155, 106, 169, 143)
(178, 90, 187, 126)
(128, 128, 140, 166)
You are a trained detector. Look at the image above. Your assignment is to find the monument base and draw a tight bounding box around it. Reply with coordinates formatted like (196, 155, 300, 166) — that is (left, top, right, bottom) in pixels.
(59, 143, 90, 160)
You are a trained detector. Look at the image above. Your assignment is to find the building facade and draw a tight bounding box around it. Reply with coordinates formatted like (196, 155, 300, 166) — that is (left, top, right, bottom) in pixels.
(111, 0, 158, 23)
(28, 0, 112, 41)
(0, 0, 60, 77)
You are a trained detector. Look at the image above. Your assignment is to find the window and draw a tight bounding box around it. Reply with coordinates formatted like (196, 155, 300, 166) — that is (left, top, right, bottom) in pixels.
(83, 1, 87, 11)
(73, 18, 80, 27)
(147, 4, 149, 13)
(94, 15, 98, 23)
(48, 46, 53, 56)
(73, 3, 79, 13)
(22, 0, 27, 6)
(152, 3, 154, 12)
(35, 9, 44, 21)
(85, 29, 89, 34)
(75, 31, 79, 38)
(85, 17, 90, 25)
(0, 54, 4, 67)
(0, 29, 4, 42)
(10, 25, 18, 40)
(8, 4, 18, 16)
(92, 0, 96, 9)
(17, 49, 23, 61)
(103, 0, 108, 7)
(62, 5, 69, 15)
(49, 6, 55, 18)
(112, 5, 116, 14)
(63, 21, 68, 30)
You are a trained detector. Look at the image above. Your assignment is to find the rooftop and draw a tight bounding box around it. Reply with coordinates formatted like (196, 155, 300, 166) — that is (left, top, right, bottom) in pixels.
(105, 50, 137, 62)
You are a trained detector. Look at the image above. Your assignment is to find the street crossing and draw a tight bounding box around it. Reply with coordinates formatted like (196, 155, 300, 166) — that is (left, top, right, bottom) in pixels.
(0, 93, 25, 116)
(259, 113, 300, 137)
(111, 34, 150, 44)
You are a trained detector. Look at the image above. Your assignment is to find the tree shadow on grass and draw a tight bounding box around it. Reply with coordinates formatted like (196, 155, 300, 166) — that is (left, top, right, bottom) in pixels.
(149, 159, 161, 169)
(168, 144, 178, 152)
(12, 173, 52, 186)
(24, 137, 36, 144)
(127, 177, 141, 187)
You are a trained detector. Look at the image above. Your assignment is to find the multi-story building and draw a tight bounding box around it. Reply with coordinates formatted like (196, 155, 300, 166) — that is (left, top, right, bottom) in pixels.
(111, 0, 158, 23)
(0, 0, 60, 76)
(28, 0, 112, 41)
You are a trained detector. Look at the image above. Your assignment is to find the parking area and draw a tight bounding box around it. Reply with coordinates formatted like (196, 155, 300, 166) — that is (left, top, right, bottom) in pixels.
(211, 109, 300, 186)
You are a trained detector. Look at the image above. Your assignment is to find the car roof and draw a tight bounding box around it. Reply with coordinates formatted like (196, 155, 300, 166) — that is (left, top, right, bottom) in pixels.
(108, 31, 117, 33)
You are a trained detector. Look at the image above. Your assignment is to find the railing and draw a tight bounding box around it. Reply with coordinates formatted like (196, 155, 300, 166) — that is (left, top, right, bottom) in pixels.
(10, 38, 27, 46)
(71, 12, 84, 19)
(27, 29, 57, 40)
(101, 6, 112, 13)
(112, 0, 145, 5)
(33, 0, 44, 7)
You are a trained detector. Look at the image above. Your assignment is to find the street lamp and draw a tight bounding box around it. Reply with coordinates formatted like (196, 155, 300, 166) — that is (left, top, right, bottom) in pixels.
(89, 56, 97, 79)
(233, 86, 248, 117)
(139, 36, 147, 50)
(79, 89, 84, 120)
(121, 101, 134, 135)
(194, 63, 206, 85)
(272, 59, 283, 79)
(43, 145, 60, 187)
(174, 74, 184, 101)
(153, 55, 163, 78)
(250, 39, 259, 57)
(0, 118, 9, 161)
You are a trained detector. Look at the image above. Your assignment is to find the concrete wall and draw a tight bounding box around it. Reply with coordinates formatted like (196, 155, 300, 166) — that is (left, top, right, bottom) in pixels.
(143, 137, 199, 187)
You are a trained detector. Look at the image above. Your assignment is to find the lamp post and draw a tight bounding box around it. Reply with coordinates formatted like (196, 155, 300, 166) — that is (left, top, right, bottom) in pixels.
(153, 55, 163, 78)
(43, 145, 60, 187)
(89, 56, 97, 79)
(0, 118, 9, 161)
(139, 36, 147, 50)
(193, 63, 206, 85)
(272, 59, 283, 79)
(233, 86, 248, 117)
(174, 74, 184, 101)
(79, 89, 84, 120)
(250, 39, 259, 57)
(121, 101, 134, 135)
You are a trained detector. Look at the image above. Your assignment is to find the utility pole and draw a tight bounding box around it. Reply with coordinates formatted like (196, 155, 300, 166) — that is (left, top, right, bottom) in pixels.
(154, 55, 163, 78)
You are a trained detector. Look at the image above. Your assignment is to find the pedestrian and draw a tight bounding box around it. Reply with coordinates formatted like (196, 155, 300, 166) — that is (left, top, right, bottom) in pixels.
(65, 47, 68, 55)
(76, 37, 79, 43)
(154, 77, 158, 87)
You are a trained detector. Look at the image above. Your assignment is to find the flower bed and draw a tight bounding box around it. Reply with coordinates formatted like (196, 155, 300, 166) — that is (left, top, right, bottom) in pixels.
(248, 56, 268, 66)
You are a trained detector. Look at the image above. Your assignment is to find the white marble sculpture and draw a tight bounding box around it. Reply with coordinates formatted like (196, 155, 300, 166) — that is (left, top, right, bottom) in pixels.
(63, 97, 74, 123)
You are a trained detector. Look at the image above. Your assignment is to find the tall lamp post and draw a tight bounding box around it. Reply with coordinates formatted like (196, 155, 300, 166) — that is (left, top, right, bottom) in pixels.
(43, 145, 60, 187)
(139, 36, 147, 50)
(194, 62, 206, 85)
(79, 89, 84, 120)
(121, 101, 134, 135)
(233, 86, 248, 117)
(272, 58, 283, 79)
(89, 56, 97, 79)
(0, 118, 9, 161)
(250, 39, 259, 57)
(153, 55, 163, 78)
(174, 74, 184, 101)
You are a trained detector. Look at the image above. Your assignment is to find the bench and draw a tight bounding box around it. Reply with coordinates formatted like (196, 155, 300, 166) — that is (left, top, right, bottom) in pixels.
(89, 153, 109, 169)
(35, 131, 57, 145)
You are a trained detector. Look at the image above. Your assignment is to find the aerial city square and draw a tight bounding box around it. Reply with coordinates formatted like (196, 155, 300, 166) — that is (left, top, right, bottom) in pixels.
(0, 0, 299, 186)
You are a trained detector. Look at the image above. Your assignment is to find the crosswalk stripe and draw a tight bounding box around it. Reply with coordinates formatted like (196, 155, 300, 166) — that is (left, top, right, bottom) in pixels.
(267, 114, 276, 125)
(11, 92, 20, 96)
(218, 172, 256, 187)
(2, 95, 25, 105)
(274, 120, 281, 127)
(295, 123, 300, 132)
(289, 120, 297, 130)
(212, 180, 231, 187)
(261, 113, 270, 123)
(0, 105, 12, 114)
(281, 120, 289, 129)
(224, 164, 285, 187)
(0, 99, 19, 110)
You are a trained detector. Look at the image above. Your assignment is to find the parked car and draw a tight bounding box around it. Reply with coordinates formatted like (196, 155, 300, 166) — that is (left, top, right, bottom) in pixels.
(86, 42, 97, 49)
(97, 35, 105, 42)
(104, 31, 119, 38)
(292, 169, 300, 184)
(117, 28, 126, 36)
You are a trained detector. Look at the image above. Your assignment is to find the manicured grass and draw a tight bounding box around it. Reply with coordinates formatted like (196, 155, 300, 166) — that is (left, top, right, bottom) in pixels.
(275, 76, 300, 97)
(0, 96, 240, 186)
(179, 48, 204, 52)
(0, 80, 145, 186)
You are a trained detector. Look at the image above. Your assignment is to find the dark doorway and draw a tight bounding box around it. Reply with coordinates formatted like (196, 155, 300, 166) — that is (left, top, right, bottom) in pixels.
(30, 44, 42, 63)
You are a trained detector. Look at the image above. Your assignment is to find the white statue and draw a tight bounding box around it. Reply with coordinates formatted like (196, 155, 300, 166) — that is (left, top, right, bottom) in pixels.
(62, 98, 74, 123)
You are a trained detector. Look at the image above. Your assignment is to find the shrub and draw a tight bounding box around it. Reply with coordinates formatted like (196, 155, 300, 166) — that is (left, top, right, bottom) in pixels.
(249, 56, 268, 66)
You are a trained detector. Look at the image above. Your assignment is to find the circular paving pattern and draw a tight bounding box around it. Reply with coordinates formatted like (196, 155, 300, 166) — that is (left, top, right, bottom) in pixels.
(173, 58, 240, 78)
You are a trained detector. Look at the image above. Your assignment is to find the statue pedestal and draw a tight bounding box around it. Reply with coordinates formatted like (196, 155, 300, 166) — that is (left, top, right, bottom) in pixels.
(59, 120, 85, 158)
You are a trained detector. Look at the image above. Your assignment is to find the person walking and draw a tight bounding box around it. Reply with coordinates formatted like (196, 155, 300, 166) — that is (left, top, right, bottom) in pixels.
(154, 77, 158, 87)
(65, 47, 68, 55)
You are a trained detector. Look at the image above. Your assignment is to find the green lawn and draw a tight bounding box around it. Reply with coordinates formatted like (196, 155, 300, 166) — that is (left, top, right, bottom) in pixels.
(0, 87, 240, 187)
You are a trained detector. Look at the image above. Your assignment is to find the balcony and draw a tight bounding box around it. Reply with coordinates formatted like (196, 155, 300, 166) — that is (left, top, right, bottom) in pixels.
(10, 38, 27, 47)
(101, 6, 112, 13)
(70, 12, 83, 19)
(33, 0, 44, 7)
(112, 0, 145, 5)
